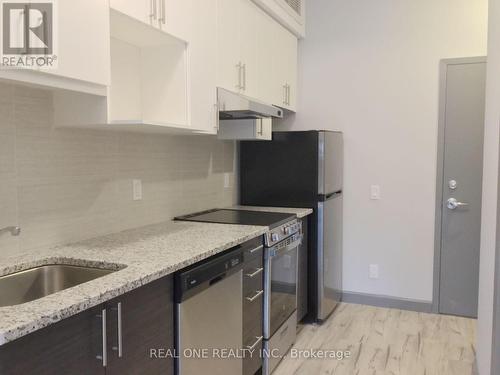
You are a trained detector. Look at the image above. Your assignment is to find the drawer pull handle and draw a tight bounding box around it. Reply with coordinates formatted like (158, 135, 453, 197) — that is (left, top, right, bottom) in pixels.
(96, 309, 107, 367)
(245, 267, 263, 278)
(249, 245, 263, 254)
(246, 336, 263, 351)
(111, 302, 123, 358)
(246, 290, 264, 302)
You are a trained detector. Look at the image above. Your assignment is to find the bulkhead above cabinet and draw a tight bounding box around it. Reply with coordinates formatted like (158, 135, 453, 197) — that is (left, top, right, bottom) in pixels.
(252, 0, 305, 38)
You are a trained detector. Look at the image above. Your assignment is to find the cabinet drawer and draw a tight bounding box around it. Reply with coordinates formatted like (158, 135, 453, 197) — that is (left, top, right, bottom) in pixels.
(243, 290, 263, 343)
(244, 243, 263, 263)
(243, 336, 263, 375)
(243, 257, 264, 295)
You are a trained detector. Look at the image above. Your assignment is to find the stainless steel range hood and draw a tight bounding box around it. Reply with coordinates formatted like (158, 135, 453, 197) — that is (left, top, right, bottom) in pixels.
(218, 88, 283, 119)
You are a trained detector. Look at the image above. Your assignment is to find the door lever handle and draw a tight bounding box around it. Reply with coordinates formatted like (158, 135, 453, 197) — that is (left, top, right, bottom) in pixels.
(447, 198, 469, 210)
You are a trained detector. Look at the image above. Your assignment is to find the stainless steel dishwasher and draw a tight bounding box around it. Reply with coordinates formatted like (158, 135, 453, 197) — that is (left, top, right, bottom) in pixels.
(175, 247, 244, 375)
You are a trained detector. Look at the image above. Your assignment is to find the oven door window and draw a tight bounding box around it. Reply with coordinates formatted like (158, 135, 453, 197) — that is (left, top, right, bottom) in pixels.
(270, 247, 298, 336)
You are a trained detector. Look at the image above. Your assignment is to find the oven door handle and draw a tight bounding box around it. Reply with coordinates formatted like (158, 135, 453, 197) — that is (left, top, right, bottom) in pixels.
(268, 235, 302, 258)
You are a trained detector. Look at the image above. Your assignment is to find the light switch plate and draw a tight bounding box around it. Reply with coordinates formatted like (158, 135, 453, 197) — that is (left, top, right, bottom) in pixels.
(369, 264, 379, 279)
(133, 179, 142, 201)
(224, 173, 231, 188)
(370, 185, 381, 200)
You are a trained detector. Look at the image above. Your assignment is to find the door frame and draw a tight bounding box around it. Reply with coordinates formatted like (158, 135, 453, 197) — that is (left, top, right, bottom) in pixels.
(432, 56, 487, 314)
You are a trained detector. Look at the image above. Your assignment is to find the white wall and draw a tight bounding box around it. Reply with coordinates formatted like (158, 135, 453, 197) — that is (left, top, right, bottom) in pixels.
(477, 0, 500, 372)
(277, 0, 488, 301)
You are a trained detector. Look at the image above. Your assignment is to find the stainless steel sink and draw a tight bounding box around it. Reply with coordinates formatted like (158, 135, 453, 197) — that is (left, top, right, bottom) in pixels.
(0, 264, 117, 307)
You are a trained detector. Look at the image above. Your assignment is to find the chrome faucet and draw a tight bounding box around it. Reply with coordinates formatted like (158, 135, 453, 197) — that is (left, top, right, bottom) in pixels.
(0, 226, 21, 237)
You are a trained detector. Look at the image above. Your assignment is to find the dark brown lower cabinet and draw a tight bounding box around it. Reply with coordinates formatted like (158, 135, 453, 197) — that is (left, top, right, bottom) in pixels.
(242, 240, 264, 375)
(105, 276, 174, 375)
(0, 305, 104, 375)
(0, 275, 174, 375)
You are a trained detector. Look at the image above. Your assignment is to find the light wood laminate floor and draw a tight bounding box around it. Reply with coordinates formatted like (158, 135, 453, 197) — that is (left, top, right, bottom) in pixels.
(274, 303, 476, 375)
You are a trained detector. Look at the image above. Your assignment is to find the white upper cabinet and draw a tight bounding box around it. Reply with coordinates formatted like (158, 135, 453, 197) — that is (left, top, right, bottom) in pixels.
(216, 0, 259, 99)
(256, 8, 281, 106)
(110, 0, 191, 39)
(0, 0, 110, 95)
(218, 0, 298, 112)
(46, 0, 298, 134)
(107, 10, 189, 128)
(256, 8, 297, 111)
(275, 23, 298, 111)
(188, 0, 219, 134)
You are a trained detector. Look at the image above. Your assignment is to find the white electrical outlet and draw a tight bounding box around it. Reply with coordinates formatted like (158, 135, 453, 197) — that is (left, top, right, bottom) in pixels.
(132, 179, 142, 201)
(369, 264, 379, 279)
(370, 185, 381, 200)
(224, 173, 231, 188)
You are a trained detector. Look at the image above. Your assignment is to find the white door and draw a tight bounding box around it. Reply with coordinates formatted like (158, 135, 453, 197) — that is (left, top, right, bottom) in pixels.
(437, 59, 486, 318)
(216, 0, 241, 93)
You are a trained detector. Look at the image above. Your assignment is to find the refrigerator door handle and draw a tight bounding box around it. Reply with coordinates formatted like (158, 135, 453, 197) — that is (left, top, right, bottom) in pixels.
(318, 191, 343, 202)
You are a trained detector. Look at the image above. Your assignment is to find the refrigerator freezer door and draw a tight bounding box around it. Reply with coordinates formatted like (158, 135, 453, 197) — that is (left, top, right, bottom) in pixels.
(319, 132, 343, 195)
(317, 193, 343, 320)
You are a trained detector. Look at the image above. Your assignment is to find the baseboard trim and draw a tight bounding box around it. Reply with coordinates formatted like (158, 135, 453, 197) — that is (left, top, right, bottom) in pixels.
(342, 291, 433, 313)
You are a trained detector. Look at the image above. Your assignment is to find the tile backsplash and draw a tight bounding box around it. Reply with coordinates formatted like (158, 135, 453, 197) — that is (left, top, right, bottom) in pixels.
(0, 83, 237, 259)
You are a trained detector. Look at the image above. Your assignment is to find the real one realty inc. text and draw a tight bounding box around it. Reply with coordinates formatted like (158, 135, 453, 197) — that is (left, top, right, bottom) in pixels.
(150, 348, 352, 360)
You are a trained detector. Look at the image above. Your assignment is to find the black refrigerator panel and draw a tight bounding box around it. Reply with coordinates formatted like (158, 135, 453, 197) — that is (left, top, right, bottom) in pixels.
(240, 131, 320, 208)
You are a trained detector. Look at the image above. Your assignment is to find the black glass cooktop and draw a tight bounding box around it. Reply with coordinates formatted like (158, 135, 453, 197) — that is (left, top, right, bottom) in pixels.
(175, 209, 295, 229)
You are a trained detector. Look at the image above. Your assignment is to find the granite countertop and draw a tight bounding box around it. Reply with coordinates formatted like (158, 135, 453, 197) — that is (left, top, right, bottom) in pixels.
(231, 205, 313, 218)
(0, 221, 267, 346)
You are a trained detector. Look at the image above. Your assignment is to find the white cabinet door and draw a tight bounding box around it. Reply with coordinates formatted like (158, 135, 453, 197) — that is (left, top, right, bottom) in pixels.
(109, 0, 154, 26)
(189, 0, 218, 134)
(238, 0, 258, 98)
(275, 23, 298, 111)
(45, 0, 110, 86)
(257, 8, 280, 105)
(283, 28, 298, 110)
(216, 0, 241, 93)
(162, 0, 192, 40)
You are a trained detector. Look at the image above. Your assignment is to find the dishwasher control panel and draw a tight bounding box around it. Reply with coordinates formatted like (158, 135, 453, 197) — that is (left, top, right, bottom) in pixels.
(175, 247, 244, 302)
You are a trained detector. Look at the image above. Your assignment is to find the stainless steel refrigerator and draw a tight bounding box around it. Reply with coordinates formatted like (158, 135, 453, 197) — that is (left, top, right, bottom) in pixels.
(240, 130, 343, 322)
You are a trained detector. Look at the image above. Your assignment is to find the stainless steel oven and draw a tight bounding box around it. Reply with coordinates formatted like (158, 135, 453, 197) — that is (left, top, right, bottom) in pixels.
(263, 223, 302, 374)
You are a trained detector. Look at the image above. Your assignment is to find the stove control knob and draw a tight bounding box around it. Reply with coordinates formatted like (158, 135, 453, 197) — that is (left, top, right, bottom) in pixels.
(284, 226, 291, 235)
(271, 233, 279, 242)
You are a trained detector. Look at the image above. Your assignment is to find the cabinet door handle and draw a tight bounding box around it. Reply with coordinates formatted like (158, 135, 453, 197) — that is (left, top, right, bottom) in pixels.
(242, 63, 247, 91)
(214, 103, 219, 131)
(246, 290, 264, 302)
(256, 120, 263, 136)
(249, 245, 263, 254)
(283, 84, 287, 105)
(159, 0, 166, 24)
(150, 0, 156, 20)
(96, 309, 107, 367)
(111, 303, 123, 358)
(245, 267, 263, 278)
(236, 62, 242, 90)
(246, 336, 263, 351)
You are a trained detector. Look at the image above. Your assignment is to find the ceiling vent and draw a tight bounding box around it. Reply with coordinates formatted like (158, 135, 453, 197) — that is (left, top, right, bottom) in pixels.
(284, 0, 302, 16)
